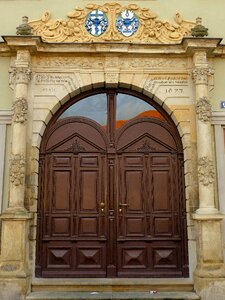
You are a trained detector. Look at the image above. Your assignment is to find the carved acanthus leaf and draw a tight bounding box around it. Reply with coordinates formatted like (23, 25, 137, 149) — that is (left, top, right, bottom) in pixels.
(12, 98, 28, 123)
(192, 67, 214, 85)
(196, 96, 212, 122)
(9, 66, 32, 88)
(28, 3, 196, 44)
(198, 156, 215, 186)
(10, 154, 26, 186)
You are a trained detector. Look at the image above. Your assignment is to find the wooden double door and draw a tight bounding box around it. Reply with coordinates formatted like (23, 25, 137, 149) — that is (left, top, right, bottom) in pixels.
(36, 90, 188, 278)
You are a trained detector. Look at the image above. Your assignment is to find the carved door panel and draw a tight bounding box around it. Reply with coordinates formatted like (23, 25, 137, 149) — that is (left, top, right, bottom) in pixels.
(115, 119, 188, 277)
(37, 118, 108, 277)
(36, 90, 188, 278)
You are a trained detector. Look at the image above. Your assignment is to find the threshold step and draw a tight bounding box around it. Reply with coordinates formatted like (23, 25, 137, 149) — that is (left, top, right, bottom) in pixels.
(26, 291, 200, 300)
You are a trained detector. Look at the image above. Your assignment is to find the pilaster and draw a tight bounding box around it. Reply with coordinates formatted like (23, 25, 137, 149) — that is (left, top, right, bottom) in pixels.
(189, 44, 225, 293)
(0, 50, 32, 297)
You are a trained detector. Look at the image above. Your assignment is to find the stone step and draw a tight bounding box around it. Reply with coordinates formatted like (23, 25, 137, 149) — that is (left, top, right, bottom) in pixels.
(26, 291, 200, 300)
(31, 279, 194, 292)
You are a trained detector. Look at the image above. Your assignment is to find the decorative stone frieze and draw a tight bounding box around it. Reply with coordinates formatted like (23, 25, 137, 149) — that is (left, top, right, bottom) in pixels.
(192, 67, 214, 85)
(9, 66, 32, 88)
(196, 96, 212, 122)
(198, 156, 215, 186)
(28, 3, 196, 43)
(9, 153, 26, 186)
(12, 98, 28, 123)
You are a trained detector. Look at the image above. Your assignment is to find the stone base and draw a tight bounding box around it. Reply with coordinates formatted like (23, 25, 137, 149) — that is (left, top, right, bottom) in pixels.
(194, 273, 225, 300)
(0, 277, 30, 300)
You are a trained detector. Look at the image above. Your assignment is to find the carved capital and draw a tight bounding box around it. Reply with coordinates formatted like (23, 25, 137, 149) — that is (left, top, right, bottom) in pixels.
(198, 156, 215, 186)
(9, 66, 32, 88)
(10, 154, 26, 186)
(196, 96, 212, 122)
(192, 67, 214, 85)
(12, 97, 28, 123)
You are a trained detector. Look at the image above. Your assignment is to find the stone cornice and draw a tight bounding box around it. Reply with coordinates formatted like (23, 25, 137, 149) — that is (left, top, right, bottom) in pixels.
(211, 111, 225, 124)
(0, 110, 12, 124)
(0, 36, 223, 57)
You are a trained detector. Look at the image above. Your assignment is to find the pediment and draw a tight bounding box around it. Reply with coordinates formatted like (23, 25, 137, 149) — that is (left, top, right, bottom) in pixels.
(46, 133, 105, 153)
(117, 133, 176, 153)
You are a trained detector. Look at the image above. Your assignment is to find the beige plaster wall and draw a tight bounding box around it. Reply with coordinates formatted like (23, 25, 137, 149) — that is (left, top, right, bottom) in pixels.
(0, 58, 13, 109)
(2, 125, 11, 212)
(0, 0, 224, 41)
(211, 58, 225, 111)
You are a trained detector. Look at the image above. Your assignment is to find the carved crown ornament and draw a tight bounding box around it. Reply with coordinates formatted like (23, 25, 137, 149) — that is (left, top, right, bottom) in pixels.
(28, 3, 196, 44)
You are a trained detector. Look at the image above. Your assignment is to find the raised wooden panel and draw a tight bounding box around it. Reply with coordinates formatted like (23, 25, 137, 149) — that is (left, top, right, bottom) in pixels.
(125, 171, 143, 211)
(52, 217, 70, 236)
(77, 246, 104, 268)
(79, 218, 98, 236)
(152, 156, 169, 166)
(53, 171, 71, 211)
(81, 156, 98, 167)
(154, 217, 172, 236)
(124, 156, 143, 166)
(53, 156, 71, 166)
(119, 246, 147, 269)
(152, 171, 170, 211)
(79, 171, 98, 212)
(47, 247, 72, 268)
(152, 247, 178, 269)
(126, 218, 145, 236)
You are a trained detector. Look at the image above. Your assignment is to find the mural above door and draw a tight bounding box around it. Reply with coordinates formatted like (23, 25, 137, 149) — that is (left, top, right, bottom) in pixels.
(28, 2, 196, 43)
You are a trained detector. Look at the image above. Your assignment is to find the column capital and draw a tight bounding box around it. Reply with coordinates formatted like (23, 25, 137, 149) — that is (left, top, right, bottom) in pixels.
(192, 67, 214, 85)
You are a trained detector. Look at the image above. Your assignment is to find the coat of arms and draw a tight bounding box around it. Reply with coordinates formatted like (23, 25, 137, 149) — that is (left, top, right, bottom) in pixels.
(85, 9, 108, 36)
(116, 10, 139, 37)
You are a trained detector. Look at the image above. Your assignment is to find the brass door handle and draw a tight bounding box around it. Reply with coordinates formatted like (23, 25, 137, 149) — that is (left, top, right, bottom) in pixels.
(119, 203, 128, 207)
(100, 202, 105, 212)
(119, 203, 128, 213)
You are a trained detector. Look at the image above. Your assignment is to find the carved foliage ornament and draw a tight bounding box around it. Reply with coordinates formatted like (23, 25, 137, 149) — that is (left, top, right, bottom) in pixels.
(28, 3, 196, 43)
(12, 98, 28, 123)
(198, 156, 215, 186)
(10, 154, 26, 186)
(192, 67, 214, 85)
(9, 67, 32, 87)
(196, 96, 212, 122)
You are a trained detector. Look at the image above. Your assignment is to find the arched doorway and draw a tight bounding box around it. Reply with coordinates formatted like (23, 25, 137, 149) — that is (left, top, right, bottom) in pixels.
(36, 89, 188, 278)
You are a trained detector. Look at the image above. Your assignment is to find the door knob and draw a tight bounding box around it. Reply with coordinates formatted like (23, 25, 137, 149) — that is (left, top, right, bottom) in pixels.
(100, 202, 105, 212)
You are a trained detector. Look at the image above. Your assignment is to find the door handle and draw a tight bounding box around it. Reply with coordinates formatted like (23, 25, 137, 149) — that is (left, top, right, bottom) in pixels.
(100, 202, 105, 212)
(119, 203, 128, 213)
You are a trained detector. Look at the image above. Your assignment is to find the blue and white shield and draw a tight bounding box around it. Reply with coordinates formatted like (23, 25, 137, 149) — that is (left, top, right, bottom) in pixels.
(85, 10, 108, 37)
(116, 10, 139, 37)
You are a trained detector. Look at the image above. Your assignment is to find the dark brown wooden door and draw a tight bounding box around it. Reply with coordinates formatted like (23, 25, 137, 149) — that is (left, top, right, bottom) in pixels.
(36, 90, 188, 278)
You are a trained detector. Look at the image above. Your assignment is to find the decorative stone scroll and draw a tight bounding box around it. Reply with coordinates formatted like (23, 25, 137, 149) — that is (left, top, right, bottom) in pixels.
(196, 96, 212, 123)
(12, 98, 28, 123)
(192, 67, 214, 85)
(198, 156, 215, 186)
(28, 3, 196, 43)
(9, 153, 26, 186)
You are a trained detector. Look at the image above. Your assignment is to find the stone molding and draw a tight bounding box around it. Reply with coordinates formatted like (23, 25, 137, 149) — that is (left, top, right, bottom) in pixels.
(28, 2, 196, 44)
(9, 153, 26, 186)
(12, 98, 28, 123)
(192, 67, 214, 85)
(0, 110, 12, 124)
(196, 96, 212, 122)
(198, 156, 215, 186)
